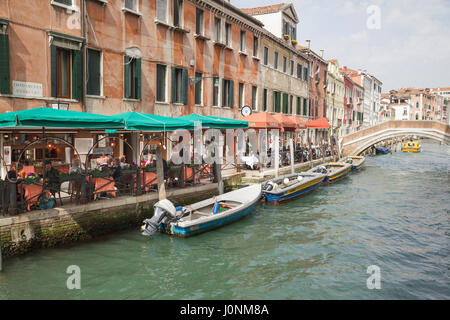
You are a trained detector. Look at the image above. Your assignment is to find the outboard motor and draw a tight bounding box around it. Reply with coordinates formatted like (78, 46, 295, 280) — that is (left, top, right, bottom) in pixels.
(141, 199, 177, 236)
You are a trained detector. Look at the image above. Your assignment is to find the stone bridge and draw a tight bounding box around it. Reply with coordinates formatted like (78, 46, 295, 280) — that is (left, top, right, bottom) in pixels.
(340, 120, 450, 156)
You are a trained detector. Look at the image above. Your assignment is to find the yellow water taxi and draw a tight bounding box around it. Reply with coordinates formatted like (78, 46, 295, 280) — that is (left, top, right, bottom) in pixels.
(402, 141, 421, 152)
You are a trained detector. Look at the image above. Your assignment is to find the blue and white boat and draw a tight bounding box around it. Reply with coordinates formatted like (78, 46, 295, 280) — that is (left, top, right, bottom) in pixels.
(141, 184, 262, 237)
(375, 146, 390, 154)
(261, 172, 325, 205)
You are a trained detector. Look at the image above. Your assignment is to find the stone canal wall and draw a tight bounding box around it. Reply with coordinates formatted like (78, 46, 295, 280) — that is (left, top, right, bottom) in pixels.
(0, 184, 219, 259)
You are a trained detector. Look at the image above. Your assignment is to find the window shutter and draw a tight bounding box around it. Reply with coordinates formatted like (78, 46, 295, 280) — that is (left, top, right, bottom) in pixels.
(181, 68, 188, 105)
(229, 80, 234, 107)
(124, 56, 130, 98)
(171, 67, 176, 103)
(222, 79, 225, 107)
(71, 49, 82, 100)
(87, 49, 101, 96)
(50, 45, 57, 97)
(276, 92, 281, 113)
(135, 58, 141, 99)
(0, 34, 10, 94)
(282, 93, 288, 113)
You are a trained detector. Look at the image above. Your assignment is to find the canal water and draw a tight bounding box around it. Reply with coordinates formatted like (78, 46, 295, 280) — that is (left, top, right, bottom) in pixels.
(0, 140, 449, 299)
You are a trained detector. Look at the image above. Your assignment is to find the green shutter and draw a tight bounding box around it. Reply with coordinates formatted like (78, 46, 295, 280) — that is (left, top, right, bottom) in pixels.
(50, 45, 57, 97)
(181, 68, 188, 105)
(229, 80, 234, 107)
(222, 79, 226, 107)
(0, 34, 10, 94)
(282, 93, 288, 113)
(171, 67, 176, 103)
(303, 98, 307, 115)
(87, 49, 100, 96)
(124, 56, 130, 98)
(135, 58, 141, 99)
(296, 97, 301, 115)
(71, 49, 82, 101)
(275, 92, 281, 112)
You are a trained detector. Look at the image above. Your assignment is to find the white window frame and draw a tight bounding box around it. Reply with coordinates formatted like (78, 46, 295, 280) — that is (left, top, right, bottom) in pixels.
(240, 30, 246, 53)
(156, 0, 169, 23)
(195, 7, 204, 36)
(123, 0, 140, 15)
(214, 17, 222, 43)
(173, 0, 184, 28)
(225, 23, 232, 48)
(51, 0, 77, 11)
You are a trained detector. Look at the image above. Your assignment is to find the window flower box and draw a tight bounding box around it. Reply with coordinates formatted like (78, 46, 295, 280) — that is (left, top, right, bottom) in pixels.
(283, 34, 290, 40)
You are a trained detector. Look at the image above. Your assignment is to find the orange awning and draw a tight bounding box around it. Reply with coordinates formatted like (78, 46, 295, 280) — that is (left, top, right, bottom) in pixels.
(272, 113, 297, 129)
(237, 112, 281, 129)
(306, 117, 330, 129)
(288, 115, 307, 129)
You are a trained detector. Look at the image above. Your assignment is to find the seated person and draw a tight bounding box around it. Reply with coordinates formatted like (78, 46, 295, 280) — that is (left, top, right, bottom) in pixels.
(44, 160, 60, 198)
(69, 159, 82, 174)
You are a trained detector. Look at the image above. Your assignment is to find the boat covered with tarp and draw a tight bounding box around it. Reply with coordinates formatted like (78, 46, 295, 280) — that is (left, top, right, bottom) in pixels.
(340, 155, 366, 171)
(261, 172, 325, 205)
(306, 162, 351, 184)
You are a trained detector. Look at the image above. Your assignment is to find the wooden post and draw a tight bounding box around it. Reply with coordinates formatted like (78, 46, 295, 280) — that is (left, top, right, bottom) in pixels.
(0, 238, 2, 271)
(308, 129, 313, 168)
(216, 162, 223, 194)
(289, 138, 295, 174)
(156, 145, 166, 200)
(321, 140, 325, 163)
(274, 130, 280, 178)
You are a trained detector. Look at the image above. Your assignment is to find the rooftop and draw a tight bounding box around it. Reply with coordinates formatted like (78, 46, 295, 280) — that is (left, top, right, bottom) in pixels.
(241, 3, 289, 15)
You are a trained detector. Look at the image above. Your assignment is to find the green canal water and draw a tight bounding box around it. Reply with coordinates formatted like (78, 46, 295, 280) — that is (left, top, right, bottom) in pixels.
(1, 140, 449, 299)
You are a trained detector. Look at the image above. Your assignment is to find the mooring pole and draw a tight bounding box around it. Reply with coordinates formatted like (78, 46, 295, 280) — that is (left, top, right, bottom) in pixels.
(216, 162, 223, 195)
(289, 138, 295, 175)
(0, 237, 2, 271)
(156, 144, 166, 200)
(274, 130, 280, 178)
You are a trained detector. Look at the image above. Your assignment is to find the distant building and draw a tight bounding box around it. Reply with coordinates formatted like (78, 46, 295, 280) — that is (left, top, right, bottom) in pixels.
(326, 59, 345, 139)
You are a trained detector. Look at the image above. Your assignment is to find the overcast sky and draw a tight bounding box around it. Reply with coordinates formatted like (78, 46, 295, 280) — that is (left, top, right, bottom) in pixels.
(231, 0, 450, 92)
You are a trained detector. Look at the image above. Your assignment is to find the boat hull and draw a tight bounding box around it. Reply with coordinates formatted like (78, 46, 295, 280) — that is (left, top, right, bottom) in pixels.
(323, 167, 351, 184)
(402, 147, 421, 152)
(168, 201, 258, 237)
(264, 177, 323, 205)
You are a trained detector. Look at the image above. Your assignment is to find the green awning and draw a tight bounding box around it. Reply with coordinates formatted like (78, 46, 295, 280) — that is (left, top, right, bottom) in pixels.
(0, 107, 125, 129)
(111, 112, 192, 131)
(177, 113, 248, 129)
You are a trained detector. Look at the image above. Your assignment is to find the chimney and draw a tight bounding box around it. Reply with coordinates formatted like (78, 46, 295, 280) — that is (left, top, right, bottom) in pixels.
(320, 50, 324, 58)
(305, 40, 311, 49)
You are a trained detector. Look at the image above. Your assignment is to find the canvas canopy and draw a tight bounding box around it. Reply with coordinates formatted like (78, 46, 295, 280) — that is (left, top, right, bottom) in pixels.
(177, 113, 248, 129)
(111, 112, 192, 131)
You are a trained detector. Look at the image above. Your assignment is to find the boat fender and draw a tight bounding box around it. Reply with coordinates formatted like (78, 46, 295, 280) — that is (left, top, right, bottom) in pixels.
(213, 201, 220, 215)
(283, 178, 289, 185)
(297, 176, 303, 181)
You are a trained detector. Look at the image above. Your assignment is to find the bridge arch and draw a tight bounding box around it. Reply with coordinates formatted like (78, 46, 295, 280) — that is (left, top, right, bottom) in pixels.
(351, 131, 449, 155)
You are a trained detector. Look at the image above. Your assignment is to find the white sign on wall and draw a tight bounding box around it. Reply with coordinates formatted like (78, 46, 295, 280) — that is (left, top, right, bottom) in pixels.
(12, 81, 43, 98)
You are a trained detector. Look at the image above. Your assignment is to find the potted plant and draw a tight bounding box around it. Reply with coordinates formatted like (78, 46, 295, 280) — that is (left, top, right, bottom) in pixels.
(283, 34, 289, 40)
(291, 39, 298, 45)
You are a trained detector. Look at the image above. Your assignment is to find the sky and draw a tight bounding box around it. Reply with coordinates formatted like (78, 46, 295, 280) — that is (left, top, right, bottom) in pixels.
(231, 0, 450, 92)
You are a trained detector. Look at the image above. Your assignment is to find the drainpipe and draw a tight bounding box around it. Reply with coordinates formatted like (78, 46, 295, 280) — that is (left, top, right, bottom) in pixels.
(81, 0, 87, 112)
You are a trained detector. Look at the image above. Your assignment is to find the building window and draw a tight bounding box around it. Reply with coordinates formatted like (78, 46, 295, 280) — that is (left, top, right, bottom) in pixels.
(124, 0, 138, 12)
(290, 60, 294, 76)
(263, 46, 268, 65)
(157, 0, 168, 22)
(274, 51, 278, 69)
(214, 18, 221, 42)
(225, 23, 232, 47)
(240, 30, 246, 52)
(289, 95, 293, 114)
(253, 36, 259, 57)
(273, 91, 281, 112)
(263, 88, 267, 111)
(56, 48, 71, 99)
(87, 49, 101, 96)
(296, 96, 301, 115)
(251, 86, 257, 110)
(238, 82, 244, 107)
(282, 20, 289, 36)
(53, 0, 73, 6)
(0, 33, 10, 94)
(297, 64, 302, 79)
(283, 56, 287, 73)
(124, 56, 141, 100)
(212, 76, 219, 106)
(282, 93, 288, 113)
(303, 98, 308, 115)
(222, 79, 234, 107)
(303, 66, 308, 81)
(172, 67, 188, 104)
(291, 25, 296, 40)
(173, 0, 183, 28)
(195, 8, 204, 35)
(194, 72, 202, 105)
(156, 64, 167, 102)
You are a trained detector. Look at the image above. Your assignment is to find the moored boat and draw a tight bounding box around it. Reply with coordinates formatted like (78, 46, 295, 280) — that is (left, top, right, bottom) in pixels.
(307, 162, 351, 184)
(402, 141, 421, 152)
(375, 146, 390, 154)
(141, 184, 262, 237)
(261, 172, 326, 205)
(340, 155, 366, 171)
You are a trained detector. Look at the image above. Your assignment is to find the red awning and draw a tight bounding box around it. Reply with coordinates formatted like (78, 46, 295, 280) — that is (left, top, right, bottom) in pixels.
(288, 115, 307, 129)
(272, 113, 297, 129)
(237, 112, 281, 129)
(306, 117, 330, 129)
